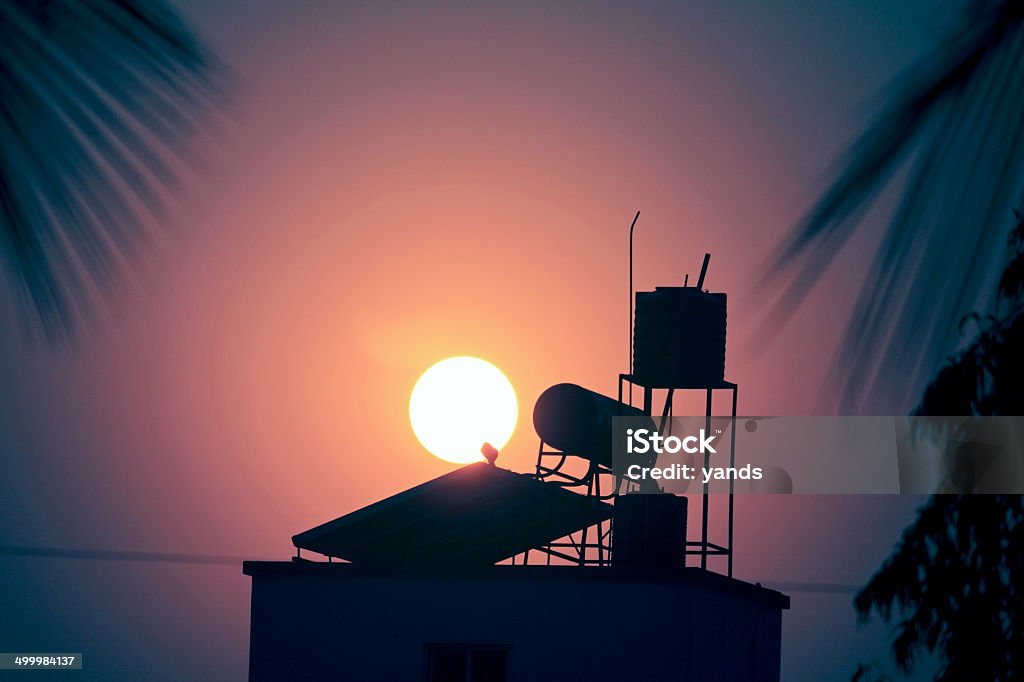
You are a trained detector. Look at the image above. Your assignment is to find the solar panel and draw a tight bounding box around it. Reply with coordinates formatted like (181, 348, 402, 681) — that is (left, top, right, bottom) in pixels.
(292, 463, 613, 567)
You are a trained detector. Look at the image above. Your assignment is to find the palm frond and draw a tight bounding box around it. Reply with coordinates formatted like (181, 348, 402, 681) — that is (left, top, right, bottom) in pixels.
(0, 0, 226, 343)
(757, 1, 1024, 412)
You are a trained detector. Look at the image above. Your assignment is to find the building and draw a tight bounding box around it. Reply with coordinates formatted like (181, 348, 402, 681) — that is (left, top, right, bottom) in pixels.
(244, 265, 789, 680)
(243, 463, 788, 681)
(244, 561, 787, 682)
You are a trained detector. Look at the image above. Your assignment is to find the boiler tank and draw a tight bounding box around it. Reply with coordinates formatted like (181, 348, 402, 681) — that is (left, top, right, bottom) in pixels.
(533, 383, 654, 467)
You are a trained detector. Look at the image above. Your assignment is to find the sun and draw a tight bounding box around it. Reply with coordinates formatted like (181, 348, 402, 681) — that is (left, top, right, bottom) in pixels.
(410, 356, 518, 464)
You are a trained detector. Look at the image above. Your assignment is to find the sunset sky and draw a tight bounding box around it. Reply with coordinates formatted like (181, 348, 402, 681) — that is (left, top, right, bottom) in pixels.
(0, 1, 959, 679)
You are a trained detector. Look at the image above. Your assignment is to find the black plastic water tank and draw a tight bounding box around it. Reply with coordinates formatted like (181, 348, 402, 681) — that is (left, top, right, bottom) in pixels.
(612, 494, 688, 569)
(633, 287, 726, 388)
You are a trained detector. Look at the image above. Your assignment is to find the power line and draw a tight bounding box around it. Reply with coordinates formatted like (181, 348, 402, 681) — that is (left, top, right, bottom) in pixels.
(0, 544, 258, 567)
(0, 544, 860, 594)
(762, 581, 858, 595)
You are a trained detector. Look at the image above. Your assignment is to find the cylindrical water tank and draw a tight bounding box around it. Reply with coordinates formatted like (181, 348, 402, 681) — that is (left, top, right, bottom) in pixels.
(533, 383, 654, 467)
(633, 287, 726, 388)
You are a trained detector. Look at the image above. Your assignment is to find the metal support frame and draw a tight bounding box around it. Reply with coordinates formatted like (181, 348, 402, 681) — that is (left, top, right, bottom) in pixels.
(518, 376, 738, 577)
(618, 373, 738, 577)
(521, 441, 616, 567)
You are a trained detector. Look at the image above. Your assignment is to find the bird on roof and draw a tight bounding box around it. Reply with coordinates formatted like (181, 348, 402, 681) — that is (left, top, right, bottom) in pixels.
(481, 442, 499, 465)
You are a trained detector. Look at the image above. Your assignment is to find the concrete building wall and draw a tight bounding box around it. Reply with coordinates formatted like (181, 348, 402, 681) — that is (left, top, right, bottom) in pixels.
(245, 563, 786, 682)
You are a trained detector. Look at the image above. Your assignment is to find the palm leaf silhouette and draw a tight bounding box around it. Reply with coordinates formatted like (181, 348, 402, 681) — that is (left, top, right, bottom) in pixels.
(0, 0, 224, 343)
(758, 1, 1024, 411)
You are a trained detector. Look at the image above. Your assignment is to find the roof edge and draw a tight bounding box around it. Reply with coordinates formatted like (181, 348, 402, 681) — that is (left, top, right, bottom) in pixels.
(243, 560, 790, 610)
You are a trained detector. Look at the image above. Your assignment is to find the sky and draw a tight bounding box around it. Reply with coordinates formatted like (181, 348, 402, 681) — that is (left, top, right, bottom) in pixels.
(0, 1, 960, 679)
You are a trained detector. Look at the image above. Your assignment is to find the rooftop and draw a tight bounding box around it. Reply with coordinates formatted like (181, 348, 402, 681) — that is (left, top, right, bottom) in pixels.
(243, 560, 790, 610)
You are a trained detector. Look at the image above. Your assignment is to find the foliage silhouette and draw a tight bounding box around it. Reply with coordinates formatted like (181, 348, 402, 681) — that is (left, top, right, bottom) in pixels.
(760, 1, 1024, 411)
(854, 212, 1024, 681)
(0, 0, 224, 343)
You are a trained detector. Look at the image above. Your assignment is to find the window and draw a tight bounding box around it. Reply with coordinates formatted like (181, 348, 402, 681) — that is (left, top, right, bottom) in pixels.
(425, 644, 509, 682)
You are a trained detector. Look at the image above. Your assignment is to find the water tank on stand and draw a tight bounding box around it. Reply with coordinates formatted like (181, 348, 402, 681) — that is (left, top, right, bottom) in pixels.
(632, 286, 726, 388)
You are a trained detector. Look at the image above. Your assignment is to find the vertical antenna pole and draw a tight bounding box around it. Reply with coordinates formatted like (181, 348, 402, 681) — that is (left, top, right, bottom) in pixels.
(628, 210, 640, 406)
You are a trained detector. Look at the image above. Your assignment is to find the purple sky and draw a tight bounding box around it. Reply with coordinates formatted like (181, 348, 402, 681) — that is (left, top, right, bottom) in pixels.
(0, 1, 962, 679)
